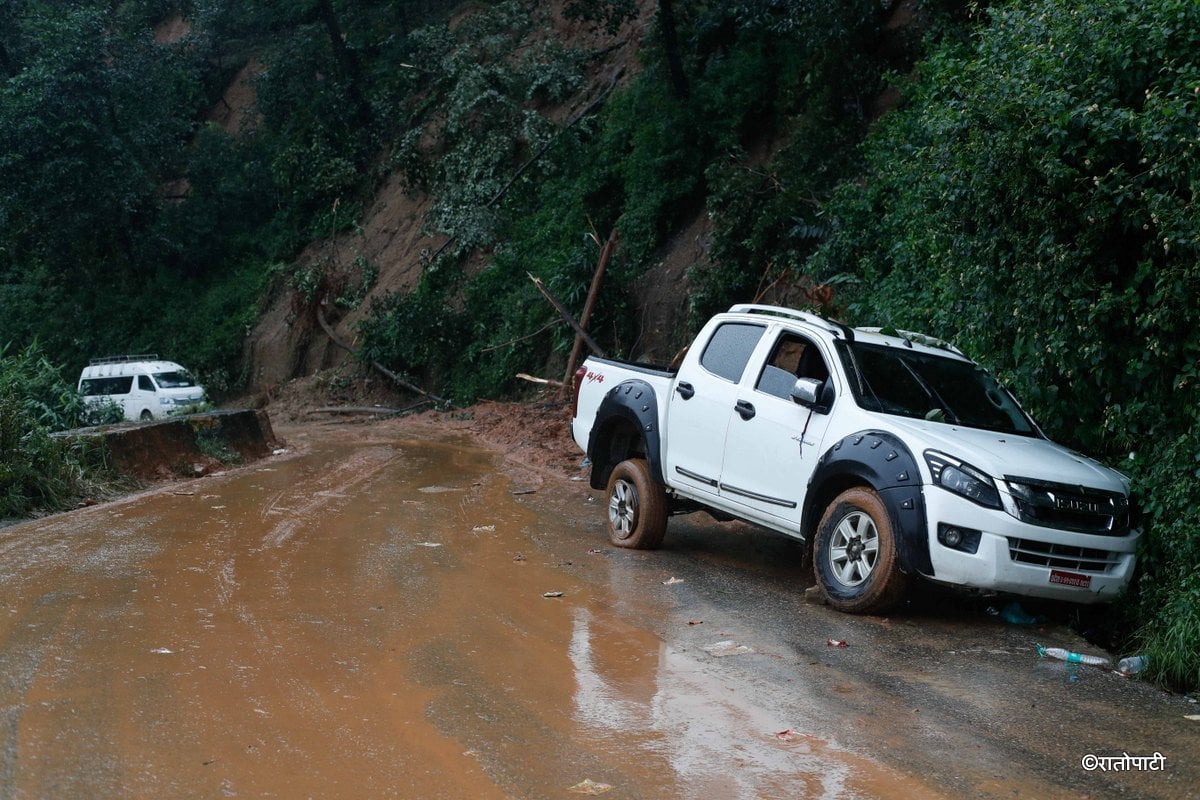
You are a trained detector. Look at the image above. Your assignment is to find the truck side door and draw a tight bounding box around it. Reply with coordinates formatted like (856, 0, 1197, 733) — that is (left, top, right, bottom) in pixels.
(717, 329, 836, 532)
(664, 321, 767, 498)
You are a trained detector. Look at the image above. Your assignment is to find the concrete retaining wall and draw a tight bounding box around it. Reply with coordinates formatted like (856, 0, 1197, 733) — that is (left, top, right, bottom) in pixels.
(62, 410, 278, 481)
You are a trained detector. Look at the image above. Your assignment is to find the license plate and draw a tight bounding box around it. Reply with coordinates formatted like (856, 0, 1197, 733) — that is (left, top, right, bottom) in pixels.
(1049, 569, 1092, 589)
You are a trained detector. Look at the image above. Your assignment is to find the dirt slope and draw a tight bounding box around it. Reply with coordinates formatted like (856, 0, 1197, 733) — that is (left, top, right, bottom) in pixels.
(242, 1, 660, 400)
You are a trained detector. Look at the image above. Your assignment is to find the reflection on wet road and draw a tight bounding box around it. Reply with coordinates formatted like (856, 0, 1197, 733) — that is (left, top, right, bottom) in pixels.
(0, 427, 1195, 799)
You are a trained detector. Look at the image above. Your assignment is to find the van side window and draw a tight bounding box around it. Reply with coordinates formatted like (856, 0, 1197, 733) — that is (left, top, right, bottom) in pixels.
(699, 323, 766, 383)
(82, 376, 133, 395)
(138, 375, 155, 392)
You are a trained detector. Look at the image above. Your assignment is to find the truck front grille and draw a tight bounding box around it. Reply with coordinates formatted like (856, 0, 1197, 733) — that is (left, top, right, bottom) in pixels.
(1005, 477, 1131, 536)
(1006, 538, 1122, 574)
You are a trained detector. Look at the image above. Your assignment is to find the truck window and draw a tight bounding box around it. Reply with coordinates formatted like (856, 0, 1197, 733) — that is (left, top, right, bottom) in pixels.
(138, 375, 155, 392)
(756, 333, 829, 400)
(699, 323, 765, 383)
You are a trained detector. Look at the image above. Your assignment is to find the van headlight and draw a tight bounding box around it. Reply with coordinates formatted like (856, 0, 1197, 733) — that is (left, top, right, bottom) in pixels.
(924, 451, 1001, 509)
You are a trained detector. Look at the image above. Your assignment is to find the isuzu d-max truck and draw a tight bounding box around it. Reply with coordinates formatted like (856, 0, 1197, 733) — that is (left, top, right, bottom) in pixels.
(571, 304, 1138, 613)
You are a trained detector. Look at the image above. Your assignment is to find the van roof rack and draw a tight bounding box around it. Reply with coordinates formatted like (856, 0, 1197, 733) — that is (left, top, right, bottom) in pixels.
(88, 354, 159, 365)
(727, 304, 855, 342)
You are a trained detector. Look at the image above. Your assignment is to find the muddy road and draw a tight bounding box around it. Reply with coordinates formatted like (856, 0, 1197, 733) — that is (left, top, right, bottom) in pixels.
(1, 423, 1195, 799)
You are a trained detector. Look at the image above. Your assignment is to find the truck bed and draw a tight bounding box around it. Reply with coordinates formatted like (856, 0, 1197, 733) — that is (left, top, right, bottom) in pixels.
(572, 356, 677, 454)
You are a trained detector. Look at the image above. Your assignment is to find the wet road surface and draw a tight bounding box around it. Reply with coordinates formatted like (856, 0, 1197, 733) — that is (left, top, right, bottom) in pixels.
(1, 425, 1196, 799)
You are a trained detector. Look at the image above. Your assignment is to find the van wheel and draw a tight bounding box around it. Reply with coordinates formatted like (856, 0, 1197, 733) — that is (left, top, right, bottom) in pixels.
(813, 487, 909, 614)
(605, 459, 667, 550)
(140, 410, 153, 421)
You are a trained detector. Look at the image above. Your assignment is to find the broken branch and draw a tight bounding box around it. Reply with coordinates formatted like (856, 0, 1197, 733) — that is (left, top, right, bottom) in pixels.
(316, 303, 452, 407)
(516, 373, 565, 387)
(527, 273, 606, 358)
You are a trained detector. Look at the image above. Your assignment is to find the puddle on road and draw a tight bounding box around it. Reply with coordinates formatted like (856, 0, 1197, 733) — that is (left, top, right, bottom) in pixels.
(0, 432, 951, 799)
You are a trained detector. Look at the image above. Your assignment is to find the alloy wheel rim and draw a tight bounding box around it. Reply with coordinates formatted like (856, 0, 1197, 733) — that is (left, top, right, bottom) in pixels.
(828, 510, 879, 587)
(608, 479, 638, 539)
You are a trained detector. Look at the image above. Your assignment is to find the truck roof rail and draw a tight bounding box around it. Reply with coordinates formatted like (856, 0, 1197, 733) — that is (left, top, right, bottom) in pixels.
(88, 354, 160, 365)
(855, 327, 964, 355)
(727, 304, 855, 341)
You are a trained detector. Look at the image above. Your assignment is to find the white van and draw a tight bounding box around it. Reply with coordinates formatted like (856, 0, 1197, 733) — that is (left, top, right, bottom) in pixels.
(78, 355, 207, 422)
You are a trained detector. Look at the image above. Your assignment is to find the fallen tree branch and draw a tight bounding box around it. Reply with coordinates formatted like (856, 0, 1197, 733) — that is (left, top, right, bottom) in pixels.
(527, 273, 606, 358)
(310, 401, 430, 415)
(516, 373, 565, 387)
(479, 320, 563, 354)
(316, 303, 452, 407)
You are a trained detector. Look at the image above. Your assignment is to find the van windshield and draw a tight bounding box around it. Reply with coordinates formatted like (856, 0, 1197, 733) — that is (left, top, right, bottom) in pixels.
(153, 371, 196, 389)
(838, 341, 1038, 436)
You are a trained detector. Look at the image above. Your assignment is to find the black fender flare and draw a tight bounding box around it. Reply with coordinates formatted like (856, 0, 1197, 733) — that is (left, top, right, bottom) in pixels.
(802, 430, 933, 577)
(586, 379, 664, 490)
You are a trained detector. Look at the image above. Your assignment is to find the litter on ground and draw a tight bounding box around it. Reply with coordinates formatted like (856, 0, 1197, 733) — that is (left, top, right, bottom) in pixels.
(568, 778, 613, 795)
(704, 640, 754, 658)
(774, 729, 811, 741)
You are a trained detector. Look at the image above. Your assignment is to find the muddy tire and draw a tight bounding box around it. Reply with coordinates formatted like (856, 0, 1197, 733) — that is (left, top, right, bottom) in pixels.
(813, 487, 909, 614)
(605, 459, 667, 550)
(140, 410, 153, 421)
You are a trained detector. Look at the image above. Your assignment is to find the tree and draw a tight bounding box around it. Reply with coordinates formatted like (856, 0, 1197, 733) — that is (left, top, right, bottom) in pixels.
(656, 0, 688, 100)
(311, 0, 372, 127)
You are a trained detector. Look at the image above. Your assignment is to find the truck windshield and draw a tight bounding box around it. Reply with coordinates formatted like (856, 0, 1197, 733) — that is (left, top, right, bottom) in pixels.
(153, 371, 196, 389)
(839, 342, 1037, 436)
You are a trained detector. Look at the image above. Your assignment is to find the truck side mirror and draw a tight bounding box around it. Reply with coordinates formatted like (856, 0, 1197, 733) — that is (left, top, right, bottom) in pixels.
(791, 377, 834, 413)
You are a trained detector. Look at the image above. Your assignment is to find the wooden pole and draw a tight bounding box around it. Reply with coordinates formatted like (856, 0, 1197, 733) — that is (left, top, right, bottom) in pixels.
(561, 229, 618, 397)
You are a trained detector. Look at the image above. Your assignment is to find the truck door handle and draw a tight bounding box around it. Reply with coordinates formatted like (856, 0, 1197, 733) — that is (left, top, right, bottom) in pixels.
(676, 382, 695, 400)
(735, 400, 756, 420)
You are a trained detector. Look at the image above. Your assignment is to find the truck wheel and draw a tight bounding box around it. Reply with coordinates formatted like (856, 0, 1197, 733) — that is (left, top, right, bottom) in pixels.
(605, 459, 667, 550)
(140, 409, 153, 421)
(813, 487, 909, 614)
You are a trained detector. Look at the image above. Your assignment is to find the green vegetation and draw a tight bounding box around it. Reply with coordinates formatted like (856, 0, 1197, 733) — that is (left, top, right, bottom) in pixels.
(360, 0, 894, 400)
(0, 0, 1195, 688)
(0, 344, 117, 517)
(809, 0, 1200, 690)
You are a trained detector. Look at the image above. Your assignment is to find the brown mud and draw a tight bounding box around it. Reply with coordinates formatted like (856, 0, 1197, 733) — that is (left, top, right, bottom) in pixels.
(1, 417, 1196, 799)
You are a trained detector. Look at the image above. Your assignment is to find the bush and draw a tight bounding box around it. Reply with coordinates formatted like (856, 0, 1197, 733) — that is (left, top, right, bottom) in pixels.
(811, 0, 1200, 689)
(0, 343, 115, 517)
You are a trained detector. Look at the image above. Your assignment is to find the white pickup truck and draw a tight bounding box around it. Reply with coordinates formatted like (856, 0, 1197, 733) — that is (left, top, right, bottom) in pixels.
(570, 304, 1139, 614)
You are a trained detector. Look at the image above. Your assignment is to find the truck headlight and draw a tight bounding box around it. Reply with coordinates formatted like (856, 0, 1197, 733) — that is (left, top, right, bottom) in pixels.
(924, 451, 1001, 509)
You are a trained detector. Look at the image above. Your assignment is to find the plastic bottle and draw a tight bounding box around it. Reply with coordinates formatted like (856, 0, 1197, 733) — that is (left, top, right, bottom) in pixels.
(1117, 655, 1148, 675)
(1036, 644, 1110, 667)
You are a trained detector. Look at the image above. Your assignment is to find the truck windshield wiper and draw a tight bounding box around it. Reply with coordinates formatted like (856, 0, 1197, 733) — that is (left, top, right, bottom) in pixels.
(845, 346, 885, 411)
(898, 357, 960, 423)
